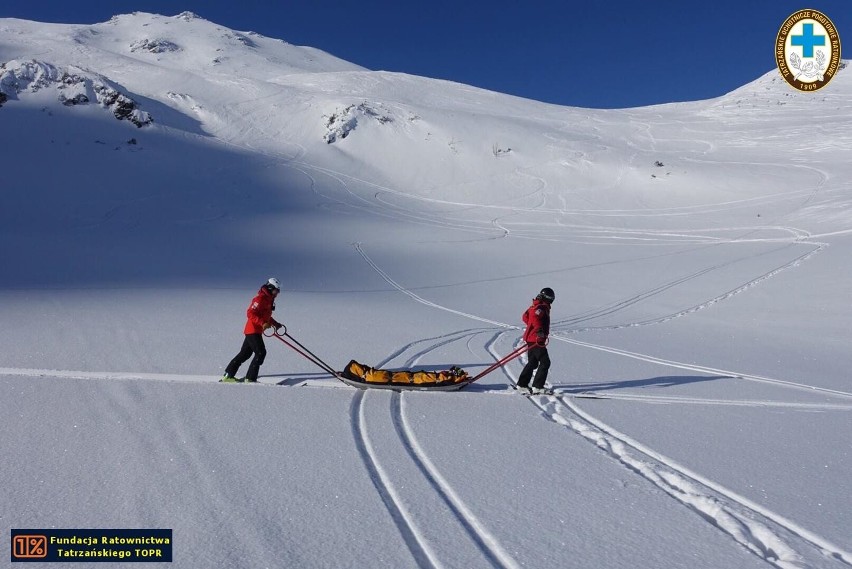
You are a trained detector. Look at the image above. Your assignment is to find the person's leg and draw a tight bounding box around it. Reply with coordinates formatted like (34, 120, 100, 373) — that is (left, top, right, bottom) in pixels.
(244, 334, 267, 381)
(225, 337, 253, 378)
(516, 346, 540, 388)
(531, 348, 551, 389)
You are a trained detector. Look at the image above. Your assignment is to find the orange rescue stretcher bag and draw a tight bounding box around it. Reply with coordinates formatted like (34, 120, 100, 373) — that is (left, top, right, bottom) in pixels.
(341, 360, 469, 388)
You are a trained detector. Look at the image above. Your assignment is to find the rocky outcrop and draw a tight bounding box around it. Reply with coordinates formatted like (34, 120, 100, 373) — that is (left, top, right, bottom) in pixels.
(129, 38, 181, 54)
(323, 102, 393, 144)
(0, 59, 152, 127)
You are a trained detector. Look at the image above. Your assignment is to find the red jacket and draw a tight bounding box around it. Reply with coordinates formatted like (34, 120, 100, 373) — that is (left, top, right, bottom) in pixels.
(243, 287, 279, 335)
(522, 298, 551, 344)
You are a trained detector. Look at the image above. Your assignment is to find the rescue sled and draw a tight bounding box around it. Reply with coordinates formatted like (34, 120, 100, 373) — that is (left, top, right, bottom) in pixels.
(338, 360, 472, 391)
(265, 327, 533, 392)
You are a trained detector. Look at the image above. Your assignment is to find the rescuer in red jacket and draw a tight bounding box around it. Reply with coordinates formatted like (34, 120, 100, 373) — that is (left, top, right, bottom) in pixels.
(516, 287, 555, 394)
(222, 278, 283, 383)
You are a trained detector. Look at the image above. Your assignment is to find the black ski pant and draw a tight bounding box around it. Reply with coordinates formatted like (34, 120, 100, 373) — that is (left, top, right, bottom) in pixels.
(517, 345, 551, 389)
(225, 333, 267, 380)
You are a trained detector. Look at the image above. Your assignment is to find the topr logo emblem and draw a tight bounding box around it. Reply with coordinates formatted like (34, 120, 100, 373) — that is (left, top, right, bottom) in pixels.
(776, 9, 842, 92)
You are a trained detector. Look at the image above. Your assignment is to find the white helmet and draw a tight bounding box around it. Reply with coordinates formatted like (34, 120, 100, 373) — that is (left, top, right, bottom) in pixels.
(266, 277, 281, 291)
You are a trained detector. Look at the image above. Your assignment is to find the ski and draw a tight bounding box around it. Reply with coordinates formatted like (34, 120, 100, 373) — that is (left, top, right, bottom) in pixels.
(512, 386, 606, 399)
(513, 386, 555, 396)
(218, 377, 276, 385)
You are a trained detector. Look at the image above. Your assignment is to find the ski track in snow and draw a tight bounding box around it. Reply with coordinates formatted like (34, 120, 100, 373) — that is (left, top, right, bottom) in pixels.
(355, 242, 508, 328)
(553, 337, 852, 401)
(531, 393, 852, 569)
(553, 240, 823, 331)
(391, 392, 522, 569)
(479, 336, 852, 569)
(349, 390, 442, 569)
(374, 328, 490, 370)
(550, 390, 852, 411)
(348, 388, 522, 569)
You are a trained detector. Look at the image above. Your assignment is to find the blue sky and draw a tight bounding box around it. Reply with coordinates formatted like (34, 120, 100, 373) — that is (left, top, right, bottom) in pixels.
(3, 1, 848, 108)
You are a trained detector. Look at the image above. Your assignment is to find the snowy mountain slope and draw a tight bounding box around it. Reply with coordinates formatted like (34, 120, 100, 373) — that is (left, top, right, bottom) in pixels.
(2, 12, 851, 569)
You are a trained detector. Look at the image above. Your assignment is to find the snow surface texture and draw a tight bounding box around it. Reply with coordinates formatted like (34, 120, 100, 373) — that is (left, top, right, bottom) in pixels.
(1, 11, 851, 569)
